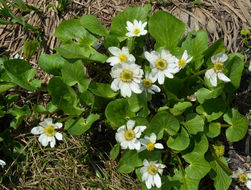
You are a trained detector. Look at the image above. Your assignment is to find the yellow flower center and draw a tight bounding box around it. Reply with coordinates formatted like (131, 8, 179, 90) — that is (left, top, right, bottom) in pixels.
(143, 79, 152, 88)
(178, 59, 186, 67)
(146, 142, 155, 151)
(239, 173, 248, 183)
(119, 55, 128, 62)
(133, 28, 140, 34)
(155, 58, 167, 70)
(44, 125, 55, 136)
(214, 62, 224, 73)
(124, 130, 135, 141)
(120, 70, 133, 82)
(147, 165, 158, 175)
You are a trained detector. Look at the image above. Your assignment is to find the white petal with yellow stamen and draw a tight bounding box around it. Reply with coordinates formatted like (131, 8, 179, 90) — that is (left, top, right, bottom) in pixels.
(205, 53, 230, 87)
(115, 120, 146, 150)
(110, 61, 143, 97)
(231, 168, 251, 190)
(140, 159, 166, 189)
(126, 20, 147, 37)
(31, 118, 63, 148)
(140, 72, 160, 94)
(176, 50, 193, 69)
(106, 46, 135, 66)
(139, 133, 164, 152)
(145, 50, 179, 84)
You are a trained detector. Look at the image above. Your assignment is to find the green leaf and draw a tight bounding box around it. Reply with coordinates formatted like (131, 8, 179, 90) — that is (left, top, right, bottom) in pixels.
(170, 102, 192, 116)
(225, 53, 244, 92)
(23, 40, 39, 60)
(148, 111, 180, 136)
(46, 102, 58, 113)
(32, 105, 46, 113)
(65, 114, 100, 136)
(181, 30, 208, 70)
(149, 11, 185, 51)
(110, 143, 120, 160)
(184, 113, 204, 135)
(109, 4, 151, 41)
(205, 122, 221, 138)
(80, 15, 108, 36)
(224, 108, 248, 142)
(208, 156, 232, 190)
(167, 127, 190, 151)
(8, 105, 31, 129)
(127, 93, 150, 117)
(55, 19, 97, 43)
(195, 87, 224, 104)
(55, 19, 107, 63)
(38, 54, 65, 76)
(48, 77, 84, 115)
(61, 60, 90, 93)
(196, 98, 226, 122)
(182, 134, 211, 190)
(0, 81, 16, 93)
(80, 90, 94, 107)
(4, 59, 40, 90)
(89, 82, 118, 98)
(118, 150, 142, 173)
(105, 99, 135, 127)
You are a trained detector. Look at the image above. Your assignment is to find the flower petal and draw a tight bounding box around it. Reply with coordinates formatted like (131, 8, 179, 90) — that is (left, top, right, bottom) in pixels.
(154, 174, 162, 188)
(55, 132, 63, 140)
(218, 73, 231, 82)
(50, 137, 56, 148)
(127, 120, 135, 130)
(31, 126, 44, 135)
(108, 47, 121, 56)
(155, 143, 164, 149)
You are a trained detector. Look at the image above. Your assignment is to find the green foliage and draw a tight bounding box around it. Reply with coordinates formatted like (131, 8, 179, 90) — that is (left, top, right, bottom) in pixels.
(105, 99, 135, 127)
(4, 59, 41, 90)
(1, 4, 248, 190)
(48, 77, 84, 115)
(23, 40, 39, 60)
(149, 11, 185, 51)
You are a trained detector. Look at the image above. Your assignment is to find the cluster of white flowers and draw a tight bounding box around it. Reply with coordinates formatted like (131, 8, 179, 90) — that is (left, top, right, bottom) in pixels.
(31, 118, 63, 148)
(107, 20, 195, 98)
(231, 168, 251, 189)
(115, 120, 165, 189)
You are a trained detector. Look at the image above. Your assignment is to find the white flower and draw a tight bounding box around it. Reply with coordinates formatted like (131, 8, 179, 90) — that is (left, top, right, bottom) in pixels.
(141, 72, 161, 94)
(231, 168, 251, 189)
(110, 61, 143, 97)
(106, 47, 135, 66)
(115, 120, 146, 150)
(31, 118, 63, 148)
(0, 159, 6, 166)
(248, 62, 251, 72)
(126, 20, 147, 37)
(145, 50, 179, 84)
(140, 159, 166, 189)
(139, 133, 164, 152)
(176, 50, 193, 69)
(205, 53, 231, 87)
(10, 53, 23, 59)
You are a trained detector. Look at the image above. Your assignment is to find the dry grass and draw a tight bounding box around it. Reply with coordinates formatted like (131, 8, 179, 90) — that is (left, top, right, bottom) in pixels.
(1, 131, 141, 189)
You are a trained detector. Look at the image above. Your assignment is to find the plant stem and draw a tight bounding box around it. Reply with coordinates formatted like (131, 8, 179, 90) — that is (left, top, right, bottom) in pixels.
(189, 69, 207, 79)
(221, 124, 231, 128)
(209, 146, 233, 175)
(175, 154, 188, 190)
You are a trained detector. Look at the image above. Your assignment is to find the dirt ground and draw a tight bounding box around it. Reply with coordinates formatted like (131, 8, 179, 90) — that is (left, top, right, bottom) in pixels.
(0, 0, 251, 189)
